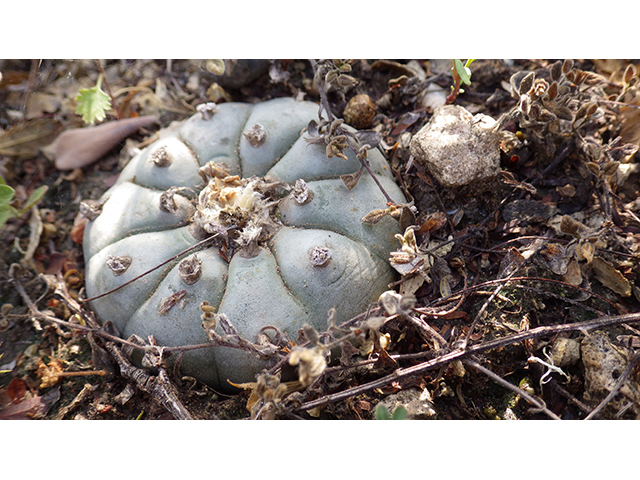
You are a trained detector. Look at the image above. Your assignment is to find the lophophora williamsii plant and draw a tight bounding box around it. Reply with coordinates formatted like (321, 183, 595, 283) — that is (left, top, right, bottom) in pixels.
(82, 97, 407, 390)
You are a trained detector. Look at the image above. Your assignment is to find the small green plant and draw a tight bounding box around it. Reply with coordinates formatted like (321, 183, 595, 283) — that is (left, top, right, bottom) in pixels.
(75, 74, 112, 124)
(446, 59, 475, 104)
(375, 403, 408, 420)
(0, 177, 48, 230)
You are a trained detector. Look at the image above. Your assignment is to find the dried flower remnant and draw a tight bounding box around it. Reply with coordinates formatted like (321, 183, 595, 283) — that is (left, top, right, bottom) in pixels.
(106, 255, 132, 276)
(149, 146, 172, 167)
(289, 346, 327, 387)
(291, 178, 313, 205)
(196, 102, 217, 120)
(158, 289, 187, 314)
(308, 246, 331, 267)
(243, 123, 267, 148)
(79, 200, 102, 221)
(178, 254, 202, 285)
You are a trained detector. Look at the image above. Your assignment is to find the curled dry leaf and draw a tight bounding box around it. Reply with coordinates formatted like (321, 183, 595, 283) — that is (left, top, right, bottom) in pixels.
(43, 115, 157, 170)
(591, 257, 632, 297)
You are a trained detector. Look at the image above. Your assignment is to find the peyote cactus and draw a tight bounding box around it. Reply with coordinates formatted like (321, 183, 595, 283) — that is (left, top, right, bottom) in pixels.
(83, 97, 407, 390)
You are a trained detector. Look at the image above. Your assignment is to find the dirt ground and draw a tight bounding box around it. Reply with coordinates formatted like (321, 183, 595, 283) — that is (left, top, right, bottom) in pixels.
(1, 59, 640, 420)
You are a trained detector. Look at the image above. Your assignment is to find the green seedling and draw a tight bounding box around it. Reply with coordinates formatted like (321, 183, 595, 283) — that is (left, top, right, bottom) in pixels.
(375, 403, 408, 420)
(446, 59, 475, 104)
(0, 176, 48, 230)
(75, 74, 112, 124)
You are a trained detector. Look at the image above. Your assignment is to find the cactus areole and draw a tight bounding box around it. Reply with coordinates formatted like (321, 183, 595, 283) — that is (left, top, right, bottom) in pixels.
(83, 97, 407, 390)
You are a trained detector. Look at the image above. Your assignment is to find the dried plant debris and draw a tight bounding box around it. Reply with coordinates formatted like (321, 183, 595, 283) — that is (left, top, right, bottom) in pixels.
(4, 59, 640, 421)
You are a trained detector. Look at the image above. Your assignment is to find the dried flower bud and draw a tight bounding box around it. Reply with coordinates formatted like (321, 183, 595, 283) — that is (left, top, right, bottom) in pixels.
(106, 255, 132, 276)
(149, 146, 172, 167)
(244, 123, 267, 148)
(178, 254, 202, 285)
(308, 246, 331, 267)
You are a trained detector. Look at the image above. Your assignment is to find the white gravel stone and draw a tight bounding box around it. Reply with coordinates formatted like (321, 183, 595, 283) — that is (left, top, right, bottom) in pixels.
(410, 105, 501, 188)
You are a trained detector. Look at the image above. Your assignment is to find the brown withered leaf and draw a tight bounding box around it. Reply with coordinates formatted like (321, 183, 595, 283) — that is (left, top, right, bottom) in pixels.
(619, 100, 640, 148)
(591, 257, 632, 297)
(341, 166, 364, 190)
(417, 211, 447, 235)
(563, 259, 583, 286)
(0, 117, 61, 157)
(0, 396, 47, 420)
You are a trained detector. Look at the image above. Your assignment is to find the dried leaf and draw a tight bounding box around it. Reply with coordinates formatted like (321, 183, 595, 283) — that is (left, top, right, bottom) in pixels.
(44, 116, 157, 170)
(563, 259, 583, 286)
(341, 166, 364, 190)
(0, 117, 61, 157)
(417, 211, 447, 235)
(0, 396, 46, 420)
(623, 63, 637, 84)
(7, 378, 26, 404)
(591, 257, 631, 296)
(362, 207, 391, 225)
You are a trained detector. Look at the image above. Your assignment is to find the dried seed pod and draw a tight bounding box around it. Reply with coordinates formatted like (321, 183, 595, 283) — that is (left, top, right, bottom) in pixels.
(308, 246, 331, 267)
(562, 59, 574, 74)
(149, 146, 172, 167)
(548, 81, 558, 100)
(197, 102, 217, 120)
(178, 254, 202, 285)
(106, 255, 132, 276)
(291, 178, 313, 205)
(550, 61, 562, 81)
(244, 123, 267, 148)
(573, 69, 586, 85)
(343, 94, 376, 129)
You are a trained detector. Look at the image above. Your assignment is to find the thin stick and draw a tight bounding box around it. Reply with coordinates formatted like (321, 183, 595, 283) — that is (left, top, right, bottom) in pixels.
(464, 358, 561, 420)
(81, 233, 220, 302)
